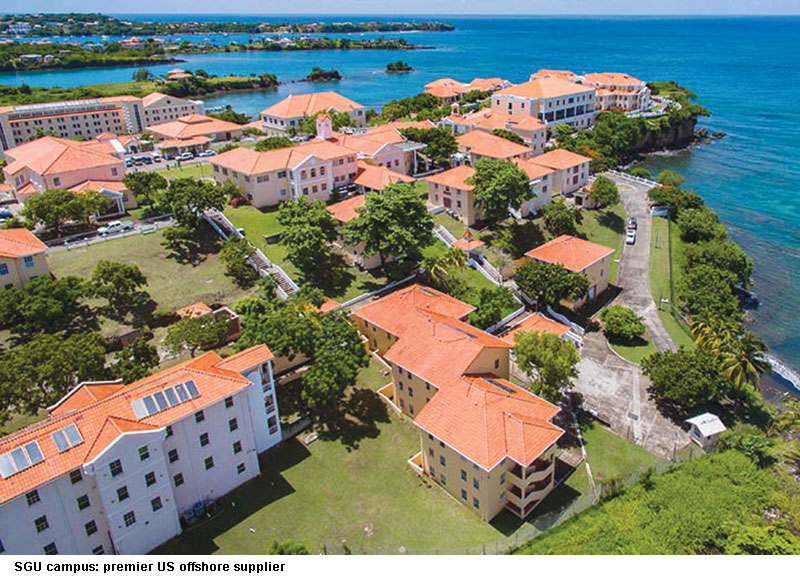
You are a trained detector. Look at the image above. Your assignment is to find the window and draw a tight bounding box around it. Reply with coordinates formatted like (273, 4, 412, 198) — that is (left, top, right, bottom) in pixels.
(0, 263, 7, 276)
(237, 463, 246, 474)
(77, 494, 90, 510)
(500, 472, 506, 485)
(398, 381, 403, 391)
(145, 471, 156, 487)
(85, 520, 98, 536)
(225, 396, 234, 408)
(151, 497, 163, 512)
(440, 474, 446, 485)
(461, 489, 467, 501)
(429, 466, 436, 476)
(428, 447, 434, 457)
(23, 256, 35, 269)
(440, 455, 446, 467)
(53, 177, 61, 187)
(0, 538, 4, 553)
(123, 511, 136, 527)
(43, 542, 58, 555)
(233, 441, 242, 454)
(473, 498, 480, 510)
(195, 410, 205, 423)
(117, 486, 129, 501)
(408, 386, 413, 397)
(168, 449, 179, 463)
(166, 425, 173, 438)
(109, 459, 123, 477)
(494, 359, 500, 369)
(174, 473, 184, 487)
(138, 445, 149, 461)
(69, 469, 82, 484)
(461, 469, 467, 481)
(92, 545, 104, 555)
(199, 432, 210, 447)
(229, 418, 238, 432)
(26, 490, 40, 506)
(204, 456, 214, 470)
(473, 478, 479, 490)
(35, 515, 49, 532)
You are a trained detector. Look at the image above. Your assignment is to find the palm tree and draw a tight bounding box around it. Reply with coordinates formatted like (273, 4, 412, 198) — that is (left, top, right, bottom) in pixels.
(690, 310, 738, 355)
(422, 246, 467, 289)
(720, 331, 772, 390)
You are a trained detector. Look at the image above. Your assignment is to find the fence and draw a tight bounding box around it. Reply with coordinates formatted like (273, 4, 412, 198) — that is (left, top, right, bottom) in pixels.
(337, 271, 421, 312)
(546, 305, 586, 336)
(432, 224, 456, 246)
(50, 217, 176, 251)
(605, 169, 662, 189)
(484, 304, 526, 334)
(665, 218, 693, 339)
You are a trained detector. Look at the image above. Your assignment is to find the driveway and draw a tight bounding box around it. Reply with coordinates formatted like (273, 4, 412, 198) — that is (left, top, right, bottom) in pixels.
(608, 173, 676, 353)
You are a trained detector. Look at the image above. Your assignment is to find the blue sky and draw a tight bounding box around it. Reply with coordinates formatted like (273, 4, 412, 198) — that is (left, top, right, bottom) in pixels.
(3, 1, 800, 15)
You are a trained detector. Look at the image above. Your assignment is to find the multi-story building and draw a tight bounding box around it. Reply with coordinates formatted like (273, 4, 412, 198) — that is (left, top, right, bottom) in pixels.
(146, 114, 245, 158)
(259, 91, 365, 136)
(2, 135, 126, 203)
(525, 234, 615, 306)
(352, 285, 564, 521)
(491, 78, 597, 129)
(530, 69, 651, 112)
(455, 130, 533, 164)
(0, 228, 50, 290)
(0, 345, 281, 555)
(424, 77, 510, 104)
(426, 158, 554, 225)
(442, 108, 547, 154)
(528, 148, 592, 196)
(0, 93, 203, 152)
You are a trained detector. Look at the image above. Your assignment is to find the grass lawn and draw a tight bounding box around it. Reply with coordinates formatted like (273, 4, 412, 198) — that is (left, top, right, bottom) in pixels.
(576, 202, 626, 285)
(47, 225, 254, 337)
(224, 205, 283, 240)
(608, 334, 659, 364)
(649, 217, 695, 349)
(580, 418, 663, 483)
(156, 162, 213, 180)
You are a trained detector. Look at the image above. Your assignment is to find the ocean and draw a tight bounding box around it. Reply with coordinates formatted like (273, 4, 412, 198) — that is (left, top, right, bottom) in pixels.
(2, 15, 799, 373)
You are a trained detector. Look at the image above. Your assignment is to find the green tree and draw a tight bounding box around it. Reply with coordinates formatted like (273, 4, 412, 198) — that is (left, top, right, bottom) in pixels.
(132, 67, 152, 81)
(468, 286, 516, 329)
(422, 246, 467, 289)
(344, 183, 433, 267)
(208, 105, 250, 124)
(514, 331, 580, 403)
(267, 540, 310, 555)
(110, 337, 159, 384)
(600, 305, 646, 341)
(166, 314, 232, 357)
(725, 526, 800, 555)
(656, 169, 684, 187)
(0, 275, 87, 335)
(720, 331, 772, 391)
(683, 264, 740, 318)
(468, 158, 531, 226)
(589, 176, 620, 207)
(219, 237, 257, 286)
(491, 128, 525, 145)
(398, 127, 457, 166)
(514, 260, 589, 309)
(647, 186, 704, 216)
(91, 260, 148, 310)
(277, 196, 339, 279)
(541, 199, 580, 235)
(677, 207, 727, 243)
(164, 178, 227, 229)
(684, 239, 753, 288)
(22, 188, 107, 234)
(254, 136, 293, 151)
(122, 171, 167, 210)
(161, 225, 197, 258)
(628, 166, 651, 179)
(641, 348, 729, 408)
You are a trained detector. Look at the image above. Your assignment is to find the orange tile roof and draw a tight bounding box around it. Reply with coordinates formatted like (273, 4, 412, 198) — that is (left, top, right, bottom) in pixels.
(353, 284, 475, 338)
(525, 234, 615, 272)
(514, 159, 556, 181)
(500, 314, 571, 343)
(69, 179, 129, 194)
(261, 91, 363, 119)
(530, 148, 592, 170)
(368, 120, 437, 133)
(496, 77, 593, 100)
(426, 164, 475, 192)
(176, 302, 213, 318)
(327, 194, 366, 223)
(210, 140, 358, 175)
(583, 72, 645, 87)
(530, 69, 578, 81)
(457, 130, 530, 160)
(146, 114, 243, 140)
(446, 108, 545, 134)
(0, 345, 273, 505)
(453, 238, 485, 252)
(414, 374, 563, 469)
(0, 228, 48, 258)
(141, 92, 182, 108)
(352, 162, 413, 192)
(157, 135, 214, 149)
(318, 298, 341, 313)
(3, 136, 122, 176)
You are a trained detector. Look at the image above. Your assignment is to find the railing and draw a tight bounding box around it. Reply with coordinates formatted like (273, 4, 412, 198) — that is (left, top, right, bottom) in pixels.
(337, 271, 421, 311)
(546, 305, 586, 336)
(605, 169, 662, 189)
(432, 224, 457, 247)
(468, 256, 502, 286)
(484, 304, 526, 334)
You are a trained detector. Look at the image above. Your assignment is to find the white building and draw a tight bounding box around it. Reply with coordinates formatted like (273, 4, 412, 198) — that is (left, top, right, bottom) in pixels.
(0, 344, 280, 555)
(685, 413, 727, 451)
(491, 78, 597, 129)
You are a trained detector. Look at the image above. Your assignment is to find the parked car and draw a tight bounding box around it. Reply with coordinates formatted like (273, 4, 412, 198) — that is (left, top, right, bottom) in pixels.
(625, 229, 636, 245)
(151, 154, 162, 163)
(125, 158, 135, 167)
(175, 152, 194, 161)
(98, 220, 134, 236)
(0, 209, 13, 219)
(199, 149, 217, 157)
(627, 217, 637, 230)
(139, 155, 153, 164)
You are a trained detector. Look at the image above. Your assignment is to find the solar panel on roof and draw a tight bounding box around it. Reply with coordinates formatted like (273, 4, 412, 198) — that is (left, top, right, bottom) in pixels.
(483, 377, 516, 394)
(63, 424, 82, 447)
(154, 392, 168, 411)
(164, 387, 179, 406)
(143, 395, 157, 415)
(25, 442, 44, 465)
(175, 384, 189, 402)
(0, 454, 14, 479)
(185, 380, 200, 398)
(10, 449, 29, 471)
(132, 399, 148, 420)
(52, 431, 69, 453)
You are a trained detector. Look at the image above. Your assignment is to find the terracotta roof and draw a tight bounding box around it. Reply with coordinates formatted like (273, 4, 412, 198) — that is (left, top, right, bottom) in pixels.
(261, 91, 363, 119)
(453, 237, 485, 252)
(352, 162, 413, 192)
(157, 135, 213, 150)
(3, 136, 122, 176)
(414, 374, 563, 470)
(353, 284, 475, 338)
(141, 92, 182, 108)
(514, 159, 556, 181)
(0, 345, 273, 505)
(0, 228, 48, 258)
(500, 314, 571, 342)
(530, 69, 578, 81)
(496, 77, 593, 100)
(209, 141, 357, 175)
(530, 148, 592, 170)
(583, 72, 645, 87)
(426, 165, 475, 191)
(525, 234, 615, 272)
(317, 298, 341, 313)
(457, 130, 531, 159)
(176, 302, 213, 318)
(367, 120, 436, 133)
(146, 114, 243, 140)
(69, 179, 129, 194)
(327, 195, 366, 223)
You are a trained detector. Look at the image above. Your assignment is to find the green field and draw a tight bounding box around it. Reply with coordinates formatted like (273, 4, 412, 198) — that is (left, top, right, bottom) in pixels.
(648, 217, 695, 348)
(609, 334, 659, 364)
(156, 162, 213, 180)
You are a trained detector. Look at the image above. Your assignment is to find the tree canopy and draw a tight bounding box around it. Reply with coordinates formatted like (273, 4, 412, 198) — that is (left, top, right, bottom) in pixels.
(91, 260, 149, 310)
(166, 314, 232, 357)
(467, 286, 516, 330)
(219, 237, 257, 286)
(398, 127, 457, 166)
(277, 196, 340, 279)
(541, 199, 581, 235)
(600, 305, 646, 341)
(22, 188, 108, 234)
(491, 128, 525, 145)
(0, 275, 87, 335)
(641, 347, 730, 408)
(589, 176, 620, 207)
(468, 158, 531, 225)
(514, 260, 589, 309)
(514, 331, 580, 403)
(109, 337, 159, 384)
(163, 178, 227, 229)
(122, 171, 167, 210)
(254, 136, 294, 151)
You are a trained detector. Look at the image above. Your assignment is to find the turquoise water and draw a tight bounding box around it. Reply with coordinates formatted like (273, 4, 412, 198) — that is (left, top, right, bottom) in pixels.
(3, 15, 799, 370)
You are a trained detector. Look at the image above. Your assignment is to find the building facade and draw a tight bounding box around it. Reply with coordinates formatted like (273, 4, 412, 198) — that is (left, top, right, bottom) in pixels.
(0, 345, 281, 555)
(0, 228, 50, 290)
(442, 108, 547, 155)
(528, 148, 592, 196)
(491, 78, 597, 129)
(260, 91, 366, 136)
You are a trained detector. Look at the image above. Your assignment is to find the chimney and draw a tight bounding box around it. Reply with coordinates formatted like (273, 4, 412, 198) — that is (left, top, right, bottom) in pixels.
(316, 113, 333, 140)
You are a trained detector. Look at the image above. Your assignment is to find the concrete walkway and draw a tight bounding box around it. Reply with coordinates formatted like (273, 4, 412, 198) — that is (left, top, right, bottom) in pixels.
(608, 173, 677, 353)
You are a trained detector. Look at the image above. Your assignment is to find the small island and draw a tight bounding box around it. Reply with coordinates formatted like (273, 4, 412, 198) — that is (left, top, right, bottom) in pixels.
(386, 61, 414, 73)
(304, 68, 342, 82)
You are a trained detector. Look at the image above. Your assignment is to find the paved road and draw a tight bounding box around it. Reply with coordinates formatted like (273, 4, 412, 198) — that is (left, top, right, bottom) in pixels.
(610, 173, 677, 353)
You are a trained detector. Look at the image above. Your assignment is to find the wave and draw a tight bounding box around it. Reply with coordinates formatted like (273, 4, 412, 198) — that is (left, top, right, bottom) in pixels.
(767, 354, 800, 393)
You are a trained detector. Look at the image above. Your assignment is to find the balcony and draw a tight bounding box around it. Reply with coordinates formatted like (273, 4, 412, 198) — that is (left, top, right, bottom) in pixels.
(407, 452, 424, 475)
